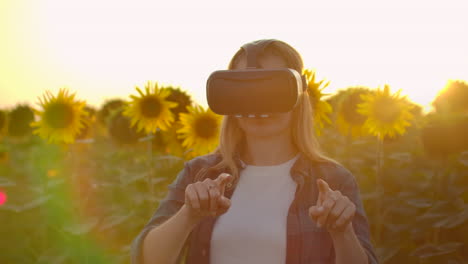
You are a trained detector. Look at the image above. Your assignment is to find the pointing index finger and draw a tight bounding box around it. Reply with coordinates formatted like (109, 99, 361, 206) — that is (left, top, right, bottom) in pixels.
(317, 178, 332, 194)
(214, 173, 233, 188)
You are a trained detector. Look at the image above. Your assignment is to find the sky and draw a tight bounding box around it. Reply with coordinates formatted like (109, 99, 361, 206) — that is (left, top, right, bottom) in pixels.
(1, 0, 467, 113)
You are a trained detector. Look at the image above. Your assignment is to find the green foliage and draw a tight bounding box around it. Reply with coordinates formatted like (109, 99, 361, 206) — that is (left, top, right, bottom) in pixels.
(1, 82, 468, 263)
(319, 125, 468, 264)
(2, 122, 467, 263)
(0, 135, 184, 264)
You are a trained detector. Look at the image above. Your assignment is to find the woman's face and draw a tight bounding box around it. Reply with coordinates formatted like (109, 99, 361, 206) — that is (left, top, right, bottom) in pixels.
(233, 54, 294, 139)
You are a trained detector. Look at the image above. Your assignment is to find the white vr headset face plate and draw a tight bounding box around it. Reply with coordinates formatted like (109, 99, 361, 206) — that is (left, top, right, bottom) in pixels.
(234, 114, 271, 118)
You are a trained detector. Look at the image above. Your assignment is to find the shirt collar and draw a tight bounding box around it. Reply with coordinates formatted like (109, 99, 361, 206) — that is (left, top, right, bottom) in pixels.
(231, 151, 310, 190)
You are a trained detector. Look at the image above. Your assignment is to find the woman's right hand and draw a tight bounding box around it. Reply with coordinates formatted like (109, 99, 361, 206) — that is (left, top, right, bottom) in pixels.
(184, 173, 233, 221)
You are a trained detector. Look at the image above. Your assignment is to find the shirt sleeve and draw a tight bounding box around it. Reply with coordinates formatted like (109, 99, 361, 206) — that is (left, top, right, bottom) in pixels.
(337, 166, 379, 264)
(130, 161, 194, 264)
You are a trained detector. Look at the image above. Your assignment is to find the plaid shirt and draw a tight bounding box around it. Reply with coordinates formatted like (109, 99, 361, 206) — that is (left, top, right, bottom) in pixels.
(131, 153, 378, 264)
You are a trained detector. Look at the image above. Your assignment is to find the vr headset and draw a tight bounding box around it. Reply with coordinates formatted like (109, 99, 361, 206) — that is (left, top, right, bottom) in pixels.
(206, 39, 307, 117)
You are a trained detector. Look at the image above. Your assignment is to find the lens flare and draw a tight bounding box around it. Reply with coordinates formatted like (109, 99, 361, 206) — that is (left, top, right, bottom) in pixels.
(0, 190, 7, 206)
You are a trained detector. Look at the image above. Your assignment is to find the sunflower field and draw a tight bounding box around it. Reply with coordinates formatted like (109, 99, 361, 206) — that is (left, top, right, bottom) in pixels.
(0, 76, 467, 264)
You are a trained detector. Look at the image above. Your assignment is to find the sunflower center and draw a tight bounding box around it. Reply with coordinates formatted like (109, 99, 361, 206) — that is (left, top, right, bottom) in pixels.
(194, 116, 218, 139)
(141, 97, 161, 118)
(44, 102, 75, 129)
(373, 98, 400, 123)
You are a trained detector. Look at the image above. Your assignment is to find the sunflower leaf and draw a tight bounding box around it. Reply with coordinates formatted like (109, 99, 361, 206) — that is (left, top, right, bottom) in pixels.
(62, 217, 99, 235)
(100, 212, 134, 231)
(0, 176, 15, 187)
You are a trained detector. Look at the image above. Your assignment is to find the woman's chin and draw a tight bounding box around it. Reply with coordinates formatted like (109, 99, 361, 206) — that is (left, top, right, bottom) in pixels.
(242, 125, 287, 138)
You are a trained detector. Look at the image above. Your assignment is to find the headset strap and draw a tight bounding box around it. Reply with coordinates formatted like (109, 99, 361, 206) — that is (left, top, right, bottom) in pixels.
(241, 39, 277, 69)
(241, 39, 307, 91)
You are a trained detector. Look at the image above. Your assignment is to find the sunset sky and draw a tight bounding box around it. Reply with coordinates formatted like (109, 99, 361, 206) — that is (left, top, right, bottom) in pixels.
(1, 0, 467, 112)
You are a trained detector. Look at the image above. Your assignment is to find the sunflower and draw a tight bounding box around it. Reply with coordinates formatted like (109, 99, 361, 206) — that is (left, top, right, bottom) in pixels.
(8, 104, 35, 138)
(108, 108, 145, 145)
(421, 112, 468, 157)
(357, 84, 414, 140)
(161, 86, 193, 121)
(97, 98, 126, 125)
(123, 81, 178, 134)
(0, 110, 7, 137)
(177, 105, 222, 157)
(152, 123, 185, 156)
(303, 69, 332, 135)
(432, 79, 468, 113)
(336, 87, 372, 138)
(76, 105, 97, 140)
(31, 88, 88, 144)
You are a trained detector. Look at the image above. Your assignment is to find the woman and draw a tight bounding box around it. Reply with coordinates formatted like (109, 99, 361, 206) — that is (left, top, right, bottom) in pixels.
(131, 39, 378, 264)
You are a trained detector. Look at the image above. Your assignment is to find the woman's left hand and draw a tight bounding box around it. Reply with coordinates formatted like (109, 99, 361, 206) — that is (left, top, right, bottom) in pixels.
(308, 178, 356, 234)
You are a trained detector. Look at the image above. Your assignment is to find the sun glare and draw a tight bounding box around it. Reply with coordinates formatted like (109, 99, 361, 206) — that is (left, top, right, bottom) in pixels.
(0, 0, 466, 113)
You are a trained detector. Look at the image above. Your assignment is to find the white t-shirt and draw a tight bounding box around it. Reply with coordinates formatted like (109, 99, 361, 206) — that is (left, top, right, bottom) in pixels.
(210, 154, 300, 264)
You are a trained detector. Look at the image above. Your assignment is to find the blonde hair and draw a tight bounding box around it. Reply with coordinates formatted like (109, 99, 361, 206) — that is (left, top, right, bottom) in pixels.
(194, 40, 334, 189)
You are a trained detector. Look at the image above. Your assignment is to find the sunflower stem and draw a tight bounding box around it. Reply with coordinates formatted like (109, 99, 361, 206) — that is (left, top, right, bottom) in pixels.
(431, 157, 448, 245)
(70, 142, 89, 263)
(39, 149, 48, 255)
(147, 132, 155, 206)
(375, 135, 384, 244)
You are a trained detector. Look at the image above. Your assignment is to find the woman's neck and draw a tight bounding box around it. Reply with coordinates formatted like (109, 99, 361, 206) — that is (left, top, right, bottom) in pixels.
(241, 132, 298, 166)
